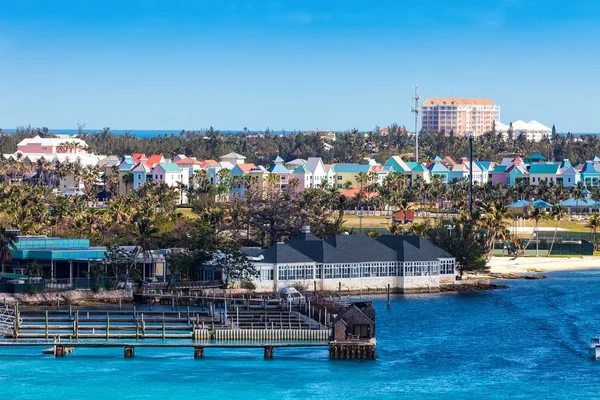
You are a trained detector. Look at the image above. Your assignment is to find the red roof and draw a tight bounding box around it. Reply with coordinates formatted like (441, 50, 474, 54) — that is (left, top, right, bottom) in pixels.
(132, 153, 146, 162)
(146, 154, 164, 167)
(237, 163, 256, 174)
(341, 188, 379, 198)
(513, 156, 524, 164)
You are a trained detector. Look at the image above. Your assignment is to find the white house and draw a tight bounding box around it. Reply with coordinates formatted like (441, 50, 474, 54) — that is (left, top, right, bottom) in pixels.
(152, 162, 189, 204)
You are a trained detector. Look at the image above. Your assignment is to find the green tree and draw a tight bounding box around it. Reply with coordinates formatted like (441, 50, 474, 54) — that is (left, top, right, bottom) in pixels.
(0, 227, 18, 274)
(547, 205, 565, 256)
(213, 247, 258, 288)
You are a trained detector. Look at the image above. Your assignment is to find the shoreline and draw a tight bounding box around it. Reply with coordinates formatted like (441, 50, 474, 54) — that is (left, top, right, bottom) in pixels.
(487, 256, 600, 275)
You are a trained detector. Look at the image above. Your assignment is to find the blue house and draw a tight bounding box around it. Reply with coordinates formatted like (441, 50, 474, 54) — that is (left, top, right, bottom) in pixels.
(580, 162, 600, 188)
(131, 163, 151, 191)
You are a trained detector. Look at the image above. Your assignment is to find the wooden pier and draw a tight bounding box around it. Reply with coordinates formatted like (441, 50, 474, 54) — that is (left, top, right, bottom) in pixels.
(0, 299, 377, 360)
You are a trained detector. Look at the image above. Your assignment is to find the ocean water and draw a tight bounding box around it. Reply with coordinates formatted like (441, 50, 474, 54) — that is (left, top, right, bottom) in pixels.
(2, 129, 292, 138)
(2, 271, 600, 399)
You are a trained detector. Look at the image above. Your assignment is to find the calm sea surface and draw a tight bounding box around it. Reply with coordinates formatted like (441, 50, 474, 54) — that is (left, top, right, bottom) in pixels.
(2, 271, 600, 399)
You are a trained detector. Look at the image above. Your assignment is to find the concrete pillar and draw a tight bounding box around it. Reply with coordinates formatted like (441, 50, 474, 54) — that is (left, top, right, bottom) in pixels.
(69, 260, 73, 286)
(194, 347, 204, 359)
(55, 345, 65, 357)
(124, 346, 135, 358)
(264, 346, 274, 360)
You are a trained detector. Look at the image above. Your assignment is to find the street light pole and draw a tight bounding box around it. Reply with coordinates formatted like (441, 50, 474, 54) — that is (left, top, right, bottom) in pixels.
(468, 132, 474, 215)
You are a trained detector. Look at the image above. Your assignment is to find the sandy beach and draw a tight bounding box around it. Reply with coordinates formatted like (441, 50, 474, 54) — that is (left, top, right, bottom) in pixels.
(488, 256, 600, 274)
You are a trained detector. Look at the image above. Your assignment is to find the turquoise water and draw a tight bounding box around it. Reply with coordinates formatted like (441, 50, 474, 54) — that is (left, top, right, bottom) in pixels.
(3, 271, 600, 399)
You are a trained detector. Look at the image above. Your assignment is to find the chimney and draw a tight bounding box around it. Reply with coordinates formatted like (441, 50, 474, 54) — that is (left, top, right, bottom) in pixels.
(301, 225, 310, 234)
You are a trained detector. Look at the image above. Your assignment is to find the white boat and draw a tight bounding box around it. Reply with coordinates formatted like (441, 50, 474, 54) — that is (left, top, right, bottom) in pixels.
(276, 287, 305, 305)
(590, 338, 600, 358)
(42, 346, 74, 355)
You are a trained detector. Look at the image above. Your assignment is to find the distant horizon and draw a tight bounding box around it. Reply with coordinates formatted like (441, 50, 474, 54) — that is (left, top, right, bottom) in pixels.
(2, 128, 598, 136)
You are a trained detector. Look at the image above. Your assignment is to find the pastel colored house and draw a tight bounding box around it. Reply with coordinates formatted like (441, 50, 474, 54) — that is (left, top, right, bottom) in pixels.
(528, 163, 561, 186)
(291, 165, 312, 192)
(230, 163, 257, 198)
(131, 162, 151, 191)
(560, 166, 580, 187)
(118, 156, 137, 195)
(175, 157, 202, 177)
(332, 164, 371, 189)
(383, 156, 411, 174)
(580, 162, 600, 188)
(267, 157, 292, 192)
(152, 162, 189, 204)
(427, 161, 450, 183)
(410, 164, 431, 184)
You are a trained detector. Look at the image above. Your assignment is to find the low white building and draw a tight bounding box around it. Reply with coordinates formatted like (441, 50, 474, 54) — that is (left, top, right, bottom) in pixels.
(247, 226, 455, 293)
(496, 120, 551, 142)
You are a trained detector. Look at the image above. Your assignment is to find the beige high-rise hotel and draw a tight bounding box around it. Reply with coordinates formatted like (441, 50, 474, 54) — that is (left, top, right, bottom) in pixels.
(421, 98, 500, 136)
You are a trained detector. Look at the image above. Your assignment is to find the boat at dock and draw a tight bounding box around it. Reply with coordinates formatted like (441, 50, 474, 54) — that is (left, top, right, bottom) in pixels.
(42, 346, 74, 355)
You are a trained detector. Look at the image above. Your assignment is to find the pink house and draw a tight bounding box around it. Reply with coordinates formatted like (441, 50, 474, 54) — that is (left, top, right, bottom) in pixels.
(291, 165, 312, 192)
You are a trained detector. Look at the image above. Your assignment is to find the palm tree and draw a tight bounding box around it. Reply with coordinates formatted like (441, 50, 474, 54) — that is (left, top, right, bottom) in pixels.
(573, 182, 585, 215)
(547, 205, 565, 256)
(0, 227, 18, 274)
(586, 214, 600, 250)
(133, 217, 159, 281)
(520, 207, 542, 256)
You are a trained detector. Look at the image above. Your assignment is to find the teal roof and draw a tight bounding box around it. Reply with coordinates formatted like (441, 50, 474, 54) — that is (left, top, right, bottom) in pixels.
(433, 156, 443, 161)
(156, 162, 182, 173)
(581, 162, 600, 175)
(526, 153, 547, 161)
(492, 165, 507, 173)
(404, 162, 418, 170)
(529, 163, 559, 174)
(428, 163, 449, 173)
(273, 156, 284, 162)
(476, 161, 492, 171)
(334, 164, 371, 173)
(293, 165, 309, 173)
(412, 164, 427, 172)
(268, 163, 290, 173)
(560, 159, 572, 168)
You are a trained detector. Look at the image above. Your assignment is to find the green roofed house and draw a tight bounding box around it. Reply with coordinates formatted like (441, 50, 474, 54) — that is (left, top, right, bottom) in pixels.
(528, 163, 561, 186)
(152, 162, 189, 204)
(525, 153, 547, 163)
(410, 163, 431, 184)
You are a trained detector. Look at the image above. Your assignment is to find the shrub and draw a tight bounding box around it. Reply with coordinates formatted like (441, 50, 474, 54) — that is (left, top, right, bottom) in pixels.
(291, 281, 306, 292)
(240, 280, 256, 290)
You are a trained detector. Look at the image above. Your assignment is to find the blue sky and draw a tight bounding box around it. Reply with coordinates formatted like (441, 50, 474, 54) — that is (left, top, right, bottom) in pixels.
(0, 0, 599, 132)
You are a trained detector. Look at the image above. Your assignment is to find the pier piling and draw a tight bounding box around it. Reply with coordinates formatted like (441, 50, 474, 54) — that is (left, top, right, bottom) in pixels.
(264, 346, 274, 360)
(124, 346, 135, 358)
(194, 347, 205, 359)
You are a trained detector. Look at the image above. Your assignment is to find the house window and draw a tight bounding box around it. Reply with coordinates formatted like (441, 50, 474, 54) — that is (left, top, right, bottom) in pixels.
(568, 178, 572, 182)
(138, 174, 141, 179)
(337, 184, 342, 189)
(160, 175, 163, 179)
(338, 176, 342, 180)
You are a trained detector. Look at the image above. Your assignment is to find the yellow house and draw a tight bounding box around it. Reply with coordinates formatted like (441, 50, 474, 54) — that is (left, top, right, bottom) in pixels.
(333, 164, 372, 190)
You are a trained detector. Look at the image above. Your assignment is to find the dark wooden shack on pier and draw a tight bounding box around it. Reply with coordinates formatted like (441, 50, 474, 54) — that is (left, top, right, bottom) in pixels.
(332, 305, 375, 341)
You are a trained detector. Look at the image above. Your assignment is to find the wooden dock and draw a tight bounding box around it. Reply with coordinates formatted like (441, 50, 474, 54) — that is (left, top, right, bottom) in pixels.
(0, 300, 377, 360)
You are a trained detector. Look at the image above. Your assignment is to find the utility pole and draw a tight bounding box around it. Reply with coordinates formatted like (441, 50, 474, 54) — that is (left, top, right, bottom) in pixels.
(411, 85, 421, 163)
(469, 132, 474, 214)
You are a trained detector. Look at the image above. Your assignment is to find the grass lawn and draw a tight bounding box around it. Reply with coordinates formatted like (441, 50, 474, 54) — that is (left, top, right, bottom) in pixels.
(177, 207, 197, 219)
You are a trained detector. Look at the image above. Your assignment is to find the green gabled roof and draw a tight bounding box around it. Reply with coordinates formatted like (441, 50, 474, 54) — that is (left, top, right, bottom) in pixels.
(492, 165, 507, 173)
(528, 163, 559, 174)
(412, 164, 427, 172)
(155, 162, 182, 173)
(293, 165, 309, 173)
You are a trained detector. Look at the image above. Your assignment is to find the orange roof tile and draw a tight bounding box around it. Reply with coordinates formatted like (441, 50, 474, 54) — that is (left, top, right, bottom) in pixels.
(145, 154, 164, 167)
(132, 153, 146, 162)
(341, 188, 379, 198)
(237, 163, 256, 174)
(444, 156, 457, 165)
(423, 98, 495, 106)
(175, 157, 200, 164)
(200, 159, 218, 168)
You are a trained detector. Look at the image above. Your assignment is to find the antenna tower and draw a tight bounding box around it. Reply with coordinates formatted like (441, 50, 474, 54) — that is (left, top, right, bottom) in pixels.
(411, 85, 421, 162)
